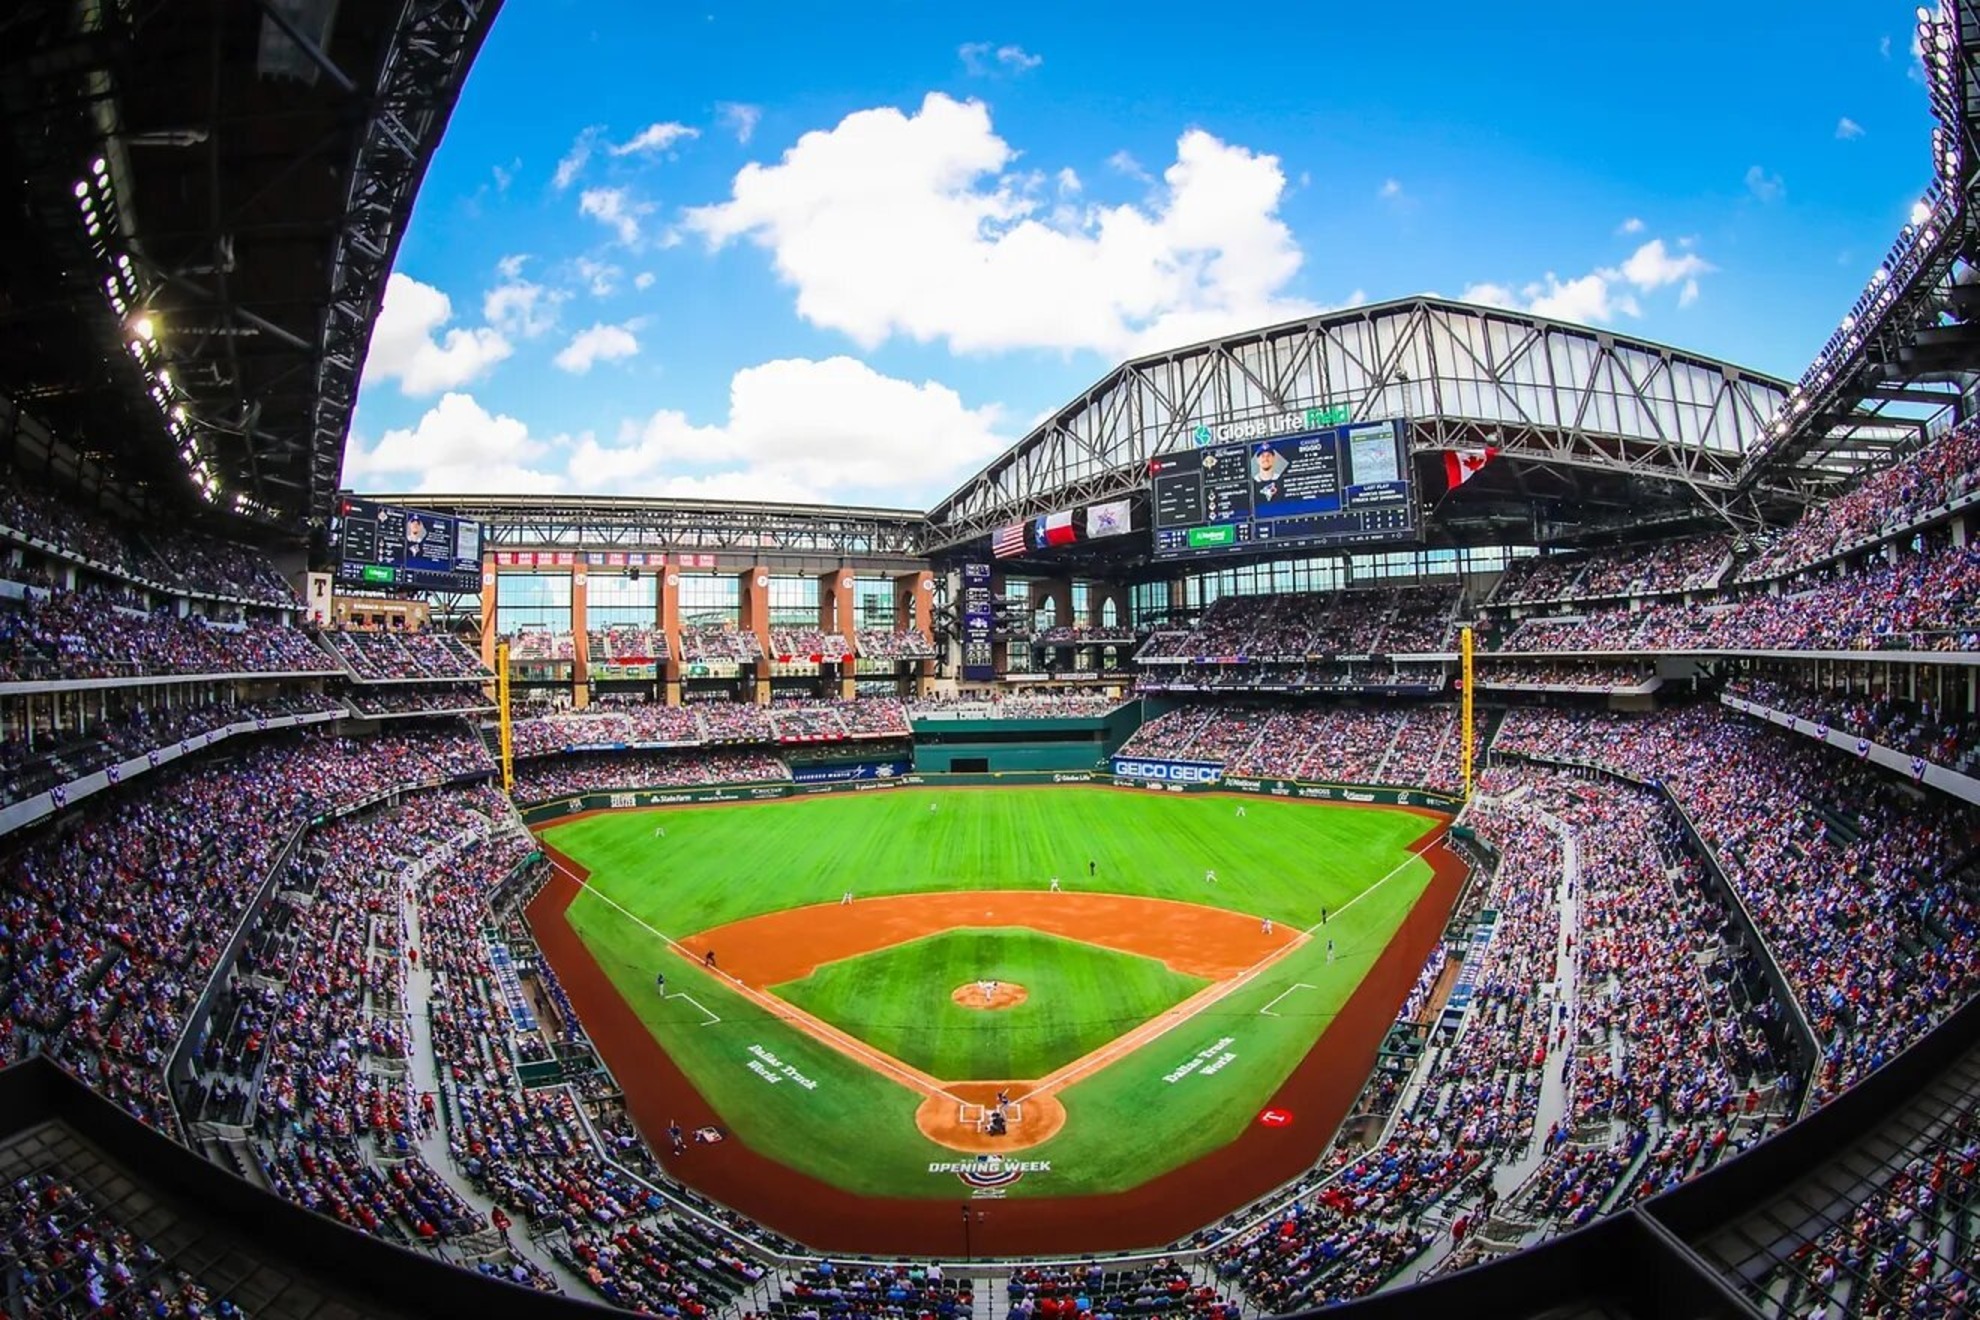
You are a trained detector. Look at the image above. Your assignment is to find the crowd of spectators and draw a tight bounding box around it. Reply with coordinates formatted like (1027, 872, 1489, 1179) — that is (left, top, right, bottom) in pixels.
(512, 750, 791, 802)
(1495, 542, 1980, 654)
(0, 726, 492, 1132)
(588, 625, 665, 663)
(508, 631, 577, 663)
(1735, 421, 1980, 583)
(852, 628, 936, 660)
(1137, 662, 1445, 696)
(0, 589, 335, 681)
(2, 1168, 247, 1316)
(680, 624, 764, 664)
(1490, 538, 1731, 607)
(768, 627, 854, 662)
(1741, 1088, 1978, 1317)
(0, 692, 344, 808)
(906, 693, 1125, 720)
(327, 629, 492, 681)
(1495, 704, 1980, 1102)
(1034, 624, 1138, 644)
(1117, 702, 1465, 794)
(1214, 791, 1563, 1309)
(1726, 677, 1980, 777)
(0, 466, 298, 605)
(511, 705, 706, 757)
(1474, 662, 1654, 690)
(348, 685, 495, 718)
(1137, 586, 1462, 663)
(696, 701, 777, 744)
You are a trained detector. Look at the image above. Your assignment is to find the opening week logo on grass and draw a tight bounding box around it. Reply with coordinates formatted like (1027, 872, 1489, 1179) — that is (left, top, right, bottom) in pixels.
(929, 1154, 1053, 1195)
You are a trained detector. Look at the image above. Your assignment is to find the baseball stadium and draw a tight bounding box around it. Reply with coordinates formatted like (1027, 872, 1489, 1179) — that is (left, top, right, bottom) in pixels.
(0, 2, 1976, 1318)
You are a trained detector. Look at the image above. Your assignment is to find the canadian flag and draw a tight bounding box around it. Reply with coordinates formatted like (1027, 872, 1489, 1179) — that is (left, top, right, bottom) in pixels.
(1443, 446, 1499, 489)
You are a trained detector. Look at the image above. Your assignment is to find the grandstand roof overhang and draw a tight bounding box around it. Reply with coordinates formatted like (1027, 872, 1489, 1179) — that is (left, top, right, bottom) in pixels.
(0, 0, 499, 534)
(924, 296, 1798, 558)
(1734, 0, 1980, 495)
(390, 492, 933, 566)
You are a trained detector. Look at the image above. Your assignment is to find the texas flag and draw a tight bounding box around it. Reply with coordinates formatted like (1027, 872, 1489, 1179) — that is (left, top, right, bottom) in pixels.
(1443, 446, 1499, 489)
(1035, 510, 1078, 546)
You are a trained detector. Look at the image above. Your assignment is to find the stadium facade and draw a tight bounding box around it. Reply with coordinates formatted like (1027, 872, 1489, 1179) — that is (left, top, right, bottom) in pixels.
(0, 0, 1977, 1316)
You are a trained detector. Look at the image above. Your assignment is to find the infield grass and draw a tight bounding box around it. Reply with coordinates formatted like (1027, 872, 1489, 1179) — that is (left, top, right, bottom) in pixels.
(772, 928, 1210, 1079)
(543, 787, 1445, 1199)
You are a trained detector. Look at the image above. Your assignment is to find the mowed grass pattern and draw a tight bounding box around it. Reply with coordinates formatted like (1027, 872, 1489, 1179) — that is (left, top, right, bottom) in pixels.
(771, 928, 1210, 1080)
(545, 788, 1446, 1198)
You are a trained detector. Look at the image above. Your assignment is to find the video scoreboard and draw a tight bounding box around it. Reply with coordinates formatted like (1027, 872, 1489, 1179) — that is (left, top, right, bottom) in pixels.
(330, 496, 482, 593)
(1150, 417, 1417, 560)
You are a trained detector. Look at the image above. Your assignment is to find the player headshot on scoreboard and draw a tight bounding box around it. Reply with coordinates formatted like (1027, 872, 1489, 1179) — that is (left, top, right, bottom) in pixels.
(404, 515, 427, 557)
(1252, 444, 1288, 486)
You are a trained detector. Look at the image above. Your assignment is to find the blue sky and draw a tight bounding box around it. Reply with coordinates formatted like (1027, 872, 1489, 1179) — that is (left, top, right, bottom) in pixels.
(346, 1, 1937, 509)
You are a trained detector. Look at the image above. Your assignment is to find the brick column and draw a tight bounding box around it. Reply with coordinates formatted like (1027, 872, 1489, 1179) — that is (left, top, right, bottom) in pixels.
(896, 570, 935, 696)
(821, 570, 856, 698)
(660, 561, 682, 707)
(740, 566, 772, 705)
(479, 555, 499, 672)
(570, 560, 590, 709)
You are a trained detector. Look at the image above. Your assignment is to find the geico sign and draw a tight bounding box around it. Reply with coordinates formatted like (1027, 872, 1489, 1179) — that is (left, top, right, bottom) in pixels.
(1114, 760, 1222, 783)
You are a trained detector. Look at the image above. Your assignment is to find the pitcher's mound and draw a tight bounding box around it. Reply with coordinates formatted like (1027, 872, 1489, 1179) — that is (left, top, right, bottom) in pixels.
(953, 982, 1028, 1011)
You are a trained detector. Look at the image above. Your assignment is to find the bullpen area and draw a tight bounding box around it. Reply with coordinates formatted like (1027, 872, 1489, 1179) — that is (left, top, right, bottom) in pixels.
(527, 785, 1467, 1254)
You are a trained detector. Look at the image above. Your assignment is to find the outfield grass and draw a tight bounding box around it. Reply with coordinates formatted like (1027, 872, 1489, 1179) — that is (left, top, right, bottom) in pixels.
(771, 928, 1210, 1080)
(545, 787, 1441, 1198)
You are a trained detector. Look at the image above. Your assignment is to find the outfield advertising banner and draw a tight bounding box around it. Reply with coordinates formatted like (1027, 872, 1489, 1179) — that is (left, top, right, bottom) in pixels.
(1109, 757, 1225, 785)
(790, 760, 913, 784)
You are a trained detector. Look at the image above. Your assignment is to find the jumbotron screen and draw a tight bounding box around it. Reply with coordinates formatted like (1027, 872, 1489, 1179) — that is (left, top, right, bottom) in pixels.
(1149, 417, 1417, 559)
(330, 496, 482, 592)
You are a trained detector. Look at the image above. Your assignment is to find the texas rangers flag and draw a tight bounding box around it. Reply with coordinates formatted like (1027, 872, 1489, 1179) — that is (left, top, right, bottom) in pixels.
(1443, 446, 1499, 489)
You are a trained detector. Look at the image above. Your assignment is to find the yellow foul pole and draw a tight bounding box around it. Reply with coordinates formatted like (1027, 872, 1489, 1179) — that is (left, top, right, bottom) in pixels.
(496, 640, 514, 795)
(1459, 624, 1475, 799)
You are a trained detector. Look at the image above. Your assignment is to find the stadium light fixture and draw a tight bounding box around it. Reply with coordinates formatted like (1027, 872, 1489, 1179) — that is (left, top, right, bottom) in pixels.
(1911, 200, 1933, 226)
(130, 314, 154, 342)
(72, 179, 88, 199)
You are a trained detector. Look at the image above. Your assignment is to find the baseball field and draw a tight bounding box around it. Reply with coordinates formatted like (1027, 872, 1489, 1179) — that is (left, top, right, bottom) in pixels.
(526, 785, 1460, 1250)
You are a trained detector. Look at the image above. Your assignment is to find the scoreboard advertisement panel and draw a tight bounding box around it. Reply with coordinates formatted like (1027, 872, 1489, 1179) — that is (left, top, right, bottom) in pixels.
(1150, 418, 1416, 559)
(331, 496, 483, 592)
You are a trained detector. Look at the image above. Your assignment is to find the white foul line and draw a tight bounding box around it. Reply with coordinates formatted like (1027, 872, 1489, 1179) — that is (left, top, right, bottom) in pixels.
(667, 991, 721, 1027)
(1258, 983, 1318, 1017)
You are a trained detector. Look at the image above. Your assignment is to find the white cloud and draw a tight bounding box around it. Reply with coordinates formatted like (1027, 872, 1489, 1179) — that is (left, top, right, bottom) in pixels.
(573, 256, 623, 297)
(1460, 236, 1713, 326)
(959, 42, 1043, 75)
(483, 278, 561, 338)
(344, 393, 565, 493)
(1056, 167, 1082, 196)
(568, 356, 1007, 504)
(554, 323, 641, 374)
(717, 102, 762, 144)
(579, 186, 656, 244)
(1880, 34, 1892, 57)
(1379, 178, 1403, 199)
(611, 122, 699, 156)
(1618, 238, 1714, 291)
(1836, 116, 1865, 140)
(1616, 216, 1644, 235)
(495, 253, 528, 280)
(554, 127, 602, 190)
(1745, 164, 1785, 202)
(634, 271, 656, 291)
(491, 158, 520, 192)
(361, 273, 512, 396)
(682, 93, 1317, 357)
(1106, 149, 1151, 182)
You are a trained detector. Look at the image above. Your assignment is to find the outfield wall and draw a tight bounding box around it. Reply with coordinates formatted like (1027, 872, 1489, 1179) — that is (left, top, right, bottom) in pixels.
(515, 770, 1461, 825)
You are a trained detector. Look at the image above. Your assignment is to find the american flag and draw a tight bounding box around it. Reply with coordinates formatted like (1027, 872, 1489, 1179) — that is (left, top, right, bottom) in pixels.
(991, 522, 1027, 557)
